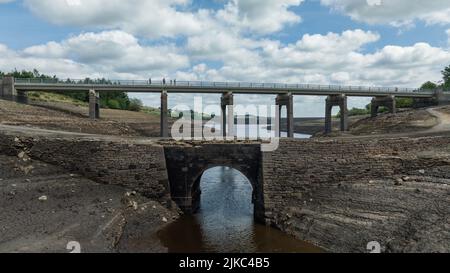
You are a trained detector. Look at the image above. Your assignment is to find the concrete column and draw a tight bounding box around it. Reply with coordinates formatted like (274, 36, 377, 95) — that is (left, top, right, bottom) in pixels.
(89, 89, 100, 119)
(161, 90, 169, 138)
(1, 76, 17, 101)
(221, 92, 234, 138)
(325, 100, 333, 135)
(276, 93, 294, 138)
(325, 94, 348, 134)
(435, 89, 450, 106)
(340, 96, 349, 132)
(371, 96, 396, 118)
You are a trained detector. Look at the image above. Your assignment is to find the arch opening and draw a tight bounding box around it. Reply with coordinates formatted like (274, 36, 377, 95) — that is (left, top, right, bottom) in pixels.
(190, 166, 255, 216)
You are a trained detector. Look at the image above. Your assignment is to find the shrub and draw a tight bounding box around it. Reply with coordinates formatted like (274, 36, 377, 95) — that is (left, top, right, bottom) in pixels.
(129, 98, 143, 112)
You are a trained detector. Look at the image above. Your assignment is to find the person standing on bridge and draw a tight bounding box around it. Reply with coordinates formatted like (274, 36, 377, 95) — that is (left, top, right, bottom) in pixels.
(163, 78, 166, 85)
(149, 78, 152, 85)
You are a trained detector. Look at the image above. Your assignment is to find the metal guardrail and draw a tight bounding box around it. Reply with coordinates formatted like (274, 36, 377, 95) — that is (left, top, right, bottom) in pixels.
(14, 77, 436, 94)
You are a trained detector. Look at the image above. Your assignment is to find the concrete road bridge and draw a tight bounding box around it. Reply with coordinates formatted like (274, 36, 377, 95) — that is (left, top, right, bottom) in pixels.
(1, 76, 449, 136)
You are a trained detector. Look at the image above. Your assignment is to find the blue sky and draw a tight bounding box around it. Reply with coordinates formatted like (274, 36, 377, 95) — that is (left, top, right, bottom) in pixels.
(1, 0, 450, 116)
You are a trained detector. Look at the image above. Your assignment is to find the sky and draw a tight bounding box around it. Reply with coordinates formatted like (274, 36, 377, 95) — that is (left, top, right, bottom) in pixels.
(1, 0, 450, 117)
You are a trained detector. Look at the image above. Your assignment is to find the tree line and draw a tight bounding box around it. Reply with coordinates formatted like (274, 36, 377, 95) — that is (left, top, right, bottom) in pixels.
(0, 69, 143, 112)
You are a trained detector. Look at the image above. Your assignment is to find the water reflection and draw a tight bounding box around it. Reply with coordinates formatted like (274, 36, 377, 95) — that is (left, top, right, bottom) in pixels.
(158, 167, 322, 253)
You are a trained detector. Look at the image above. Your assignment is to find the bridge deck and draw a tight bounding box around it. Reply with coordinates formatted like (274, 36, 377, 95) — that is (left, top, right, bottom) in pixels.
(13, 78, 435, 98)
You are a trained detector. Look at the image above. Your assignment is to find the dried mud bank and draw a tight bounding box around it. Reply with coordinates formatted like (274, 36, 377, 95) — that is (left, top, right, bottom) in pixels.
(262, 137, 450, 253)
(0, 133, 179, 253)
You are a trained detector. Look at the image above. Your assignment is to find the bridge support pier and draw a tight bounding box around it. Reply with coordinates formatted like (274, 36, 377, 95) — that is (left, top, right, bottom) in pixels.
(89, 90, 100, 119)
(371, 96, 396, 118)
(221, 92, 234, 138)
(325, 94, 348, 135)
(434, 89, 450, 106)
(276, 93, 294, 138)
(0, 76, 27, 103)
(161, 90, 169, 138)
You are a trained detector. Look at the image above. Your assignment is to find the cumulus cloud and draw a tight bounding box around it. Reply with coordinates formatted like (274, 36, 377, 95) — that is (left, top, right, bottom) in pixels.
(1, 31, 189, 79)
(23, 0, 305, 38)
(217, 0, 304, 34)
(23, 0, 205, 38)
(186, 29, 450, 87)
(321, 0, 450, 27)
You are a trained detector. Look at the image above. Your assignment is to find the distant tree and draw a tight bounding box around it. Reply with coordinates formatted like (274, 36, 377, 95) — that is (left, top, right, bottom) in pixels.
(128, 98, 143, 112)
(421, 81, 438, 90)
(442, 65, 450, 84)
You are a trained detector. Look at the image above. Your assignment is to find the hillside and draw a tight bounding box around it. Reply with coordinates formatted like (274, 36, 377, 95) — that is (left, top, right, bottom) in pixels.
(0, 95, 166, 137)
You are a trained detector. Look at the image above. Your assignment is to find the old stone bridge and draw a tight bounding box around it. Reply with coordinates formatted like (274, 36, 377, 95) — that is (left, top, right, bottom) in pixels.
(1, 125, 450, 252)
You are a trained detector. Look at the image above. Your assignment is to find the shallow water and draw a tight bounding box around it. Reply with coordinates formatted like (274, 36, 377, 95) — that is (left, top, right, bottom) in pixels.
(158, 166, 322, 253)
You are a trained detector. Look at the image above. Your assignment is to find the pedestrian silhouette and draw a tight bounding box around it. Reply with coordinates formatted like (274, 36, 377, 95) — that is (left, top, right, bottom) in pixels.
(163, 78, 166, 85)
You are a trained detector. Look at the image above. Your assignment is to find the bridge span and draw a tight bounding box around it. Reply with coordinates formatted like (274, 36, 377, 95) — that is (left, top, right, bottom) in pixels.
(1, 76, 449, 137)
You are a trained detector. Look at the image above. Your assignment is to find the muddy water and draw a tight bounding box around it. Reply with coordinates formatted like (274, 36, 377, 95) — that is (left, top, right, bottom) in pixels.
(158, 166, 322, 253)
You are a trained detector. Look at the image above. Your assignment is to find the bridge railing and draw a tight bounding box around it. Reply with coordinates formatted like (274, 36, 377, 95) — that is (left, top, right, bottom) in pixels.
(14, 77, 436, 94)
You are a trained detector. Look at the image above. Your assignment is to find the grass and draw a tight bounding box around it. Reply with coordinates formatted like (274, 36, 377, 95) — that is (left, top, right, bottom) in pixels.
(28, 91, 88, 107)
(28, 91, 166, 118)
(27, 91, 212, 121)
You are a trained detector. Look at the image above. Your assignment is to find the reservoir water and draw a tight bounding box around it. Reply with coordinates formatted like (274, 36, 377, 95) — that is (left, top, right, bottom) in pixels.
(159, 167, 322, 253)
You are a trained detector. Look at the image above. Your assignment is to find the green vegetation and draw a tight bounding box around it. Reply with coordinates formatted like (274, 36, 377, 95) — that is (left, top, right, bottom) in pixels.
(396, 97, 413, 108)
(27, 91, 88, 107)
(442, 65, 450, 90)
(421, 81, 438, 90)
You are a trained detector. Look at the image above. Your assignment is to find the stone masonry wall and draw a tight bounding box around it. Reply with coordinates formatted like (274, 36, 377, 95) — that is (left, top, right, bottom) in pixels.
(262, 137, 450, 253)
(0, 132, 171, 205)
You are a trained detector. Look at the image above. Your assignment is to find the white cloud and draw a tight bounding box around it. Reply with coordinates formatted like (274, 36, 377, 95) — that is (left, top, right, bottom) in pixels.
(23, 0, 205, 38)
(1, 31, 189, 79)
(217, 0, 304, 34)
(321, 0, 450, 27)
(23, 0, 305, 38)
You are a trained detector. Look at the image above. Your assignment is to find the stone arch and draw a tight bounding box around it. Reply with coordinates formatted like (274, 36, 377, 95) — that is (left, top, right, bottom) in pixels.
(190, 165, 256, 213)
(163, 143, 265, 222)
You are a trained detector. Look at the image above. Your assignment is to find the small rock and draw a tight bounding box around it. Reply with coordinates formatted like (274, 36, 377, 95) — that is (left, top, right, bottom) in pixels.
(395, 178, 403, 186)
(132, 201, 138, 210)
(402, 176, 410, 182)
(38, 195, 48, 202)
(14, 137, 20, 142)
(152, 205, 157, 209)
(125, 191, 137, 197)
(415, 189, 421, 194)
(17, 151, 25, 159)
(418, 170, 426, 175)
(162, 217, 168, 223)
